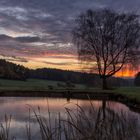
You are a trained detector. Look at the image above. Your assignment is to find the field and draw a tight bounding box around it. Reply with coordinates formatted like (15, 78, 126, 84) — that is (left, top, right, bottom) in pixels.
(0, 78, 85, 91)
(0, 78, 140, 103)
(114, 87, 140, 102)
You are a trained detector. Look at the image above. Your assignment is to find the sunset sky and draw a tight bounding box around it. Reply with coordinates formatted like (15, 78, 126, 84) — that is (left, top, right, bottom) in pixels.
(0, 0, 140, 77)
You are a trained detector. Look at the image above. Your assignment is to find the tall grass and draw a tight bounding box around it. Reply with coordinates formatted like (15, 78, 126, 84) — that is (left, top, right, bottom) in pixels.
(0, 101, 139, 140)
(0, 115, 15, 140)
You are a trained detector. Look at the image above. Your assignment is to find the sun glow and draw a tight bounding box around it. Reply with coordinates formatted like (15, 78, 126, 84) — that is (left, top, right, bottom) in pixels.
(115, 67, 138, 78)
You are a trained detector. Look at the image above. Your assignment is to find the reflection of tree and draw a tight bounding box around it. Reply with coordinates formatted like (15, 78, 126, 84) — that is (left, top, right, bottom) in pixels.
(64, 102, 140, 140)
(102, 100, 106, 120)
(0, 102, 139, 140)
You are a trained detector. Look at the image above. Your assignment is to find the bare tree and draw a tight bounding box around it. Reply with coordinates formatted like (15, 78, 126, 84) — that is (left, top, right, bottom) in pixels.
(73, 9, 140, 89)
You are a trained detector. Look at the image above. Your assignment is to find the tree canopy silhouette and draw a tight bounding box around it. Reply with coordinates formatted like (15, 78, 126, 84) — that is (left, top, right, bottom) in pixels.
(134, 72, 140, 86)
(73, 9, 140, 89)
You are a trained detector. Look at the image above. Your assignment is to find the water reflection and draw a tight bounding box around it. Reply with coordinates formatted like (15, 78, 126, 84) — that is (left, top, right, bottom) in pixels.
(0, 97, 139, 140)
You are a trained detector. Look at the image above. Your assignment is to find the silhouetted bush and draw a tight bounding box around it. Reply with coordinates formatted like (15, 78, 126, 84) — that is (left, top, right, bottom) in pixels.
(134, 72, 140, 86)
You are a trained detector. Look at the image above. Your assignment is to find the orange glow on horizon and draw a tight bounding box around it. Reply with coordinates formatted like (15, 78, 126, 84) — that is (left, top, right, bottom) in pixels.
(9, 55, 82, 71)
(115, 70, 135, 77)
(17, 61, 138, 78)
(6, 55, 139, 78)
(115, 66, 138, 78)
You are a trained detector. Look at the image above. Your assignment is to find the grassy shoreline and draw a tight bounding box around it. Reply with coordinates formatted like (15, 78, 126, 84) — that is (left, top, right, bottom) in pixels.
(0, 78, 139, 109)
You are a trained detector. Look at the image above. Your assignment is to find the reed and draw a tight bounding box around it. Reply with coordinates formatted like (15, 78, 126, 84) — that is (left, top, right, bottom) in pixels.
(0, 101, 139, 140)
(32, 101, 140, 140)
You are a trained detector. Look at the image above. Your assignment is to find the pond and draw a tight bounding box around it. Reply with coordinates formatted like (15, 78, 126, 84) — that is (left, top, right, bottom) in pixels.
(0, 97, 139, 140)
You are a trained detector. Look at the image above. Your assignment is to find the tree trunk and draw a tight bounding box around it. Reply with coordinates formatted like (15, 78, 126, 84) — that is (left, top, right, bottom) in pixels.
(102, 77, 107, 90)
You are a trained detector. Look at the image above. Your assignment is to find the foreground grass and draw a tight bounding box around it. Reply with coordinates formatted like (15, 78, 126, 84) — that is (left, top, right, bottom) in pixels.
(0, 103, 139, 140)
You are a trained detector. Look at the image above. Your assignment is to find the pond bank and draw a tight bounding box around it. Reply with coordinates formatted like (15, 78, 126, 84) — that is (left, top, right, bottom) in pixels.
(0, 89, 139, 112)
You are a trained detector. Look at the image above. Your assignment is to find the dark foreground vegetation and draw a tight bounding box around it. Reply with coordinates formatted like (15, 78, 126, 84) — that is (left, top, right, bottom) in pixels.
(0, 102, 139, 140)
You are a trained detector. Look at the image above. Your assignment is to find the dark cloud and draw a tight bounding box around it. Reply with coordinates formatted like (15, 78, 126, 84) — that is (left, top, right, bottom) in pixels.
(6, 57, 28, 63)
(0, 34, 41, 43)
(0, 55, 28, 63)
(0, 34, 13, 40)
(42, 61, 79, 66)
(0, 0, 139, 68)
(15, 36, 41, 43)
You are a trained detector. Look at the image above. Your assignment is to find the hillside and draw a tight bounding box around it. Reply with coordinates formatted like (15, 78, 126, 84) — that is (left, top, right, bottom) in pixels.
(0, 59, 132, 87)
(0, 59, 28, 80)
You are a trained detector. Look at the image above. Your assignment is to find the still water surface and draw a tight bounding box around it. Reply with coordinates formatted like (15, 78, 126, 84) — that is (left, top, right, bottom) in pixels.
(0, 97, 139, 140)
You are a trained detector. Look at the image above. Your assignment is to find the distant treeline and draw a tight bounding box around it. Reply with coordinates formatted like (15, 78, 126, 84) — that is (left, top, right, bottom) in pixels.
(29, 68, 131, 87)
(0, 59, 28, 80)
(0, 59, 137, 87)
(134, 72, 140, 86)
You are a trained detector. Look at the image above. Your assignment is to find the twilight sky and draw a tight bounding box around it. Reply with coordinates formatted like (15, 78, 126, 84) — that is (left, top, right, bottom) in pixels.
(0, 0, 140, 77)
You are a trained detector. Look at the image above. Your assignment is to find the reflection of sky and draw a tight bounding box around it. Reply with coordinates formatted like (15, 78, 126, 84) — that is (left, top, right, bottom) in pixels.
(0, 97, 139, 139)
(0, 0, 139, 76)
